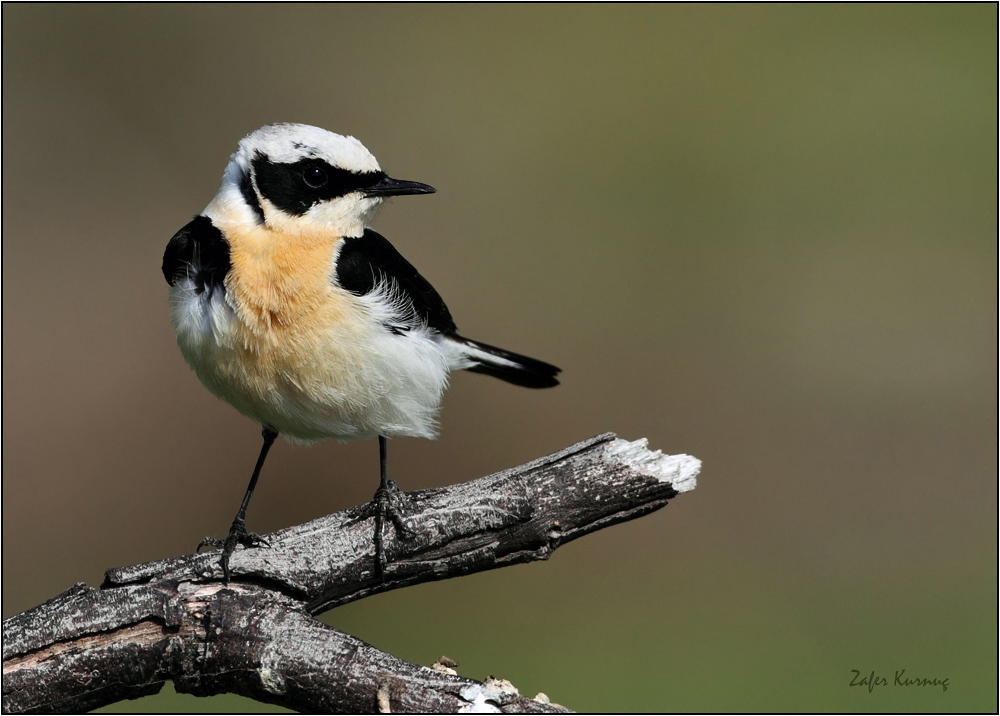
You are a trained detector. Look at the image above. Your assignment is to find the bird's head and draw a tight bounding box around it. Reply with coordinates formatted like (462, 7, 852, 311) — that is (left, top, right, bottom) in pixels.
(208, 123, 435, 238)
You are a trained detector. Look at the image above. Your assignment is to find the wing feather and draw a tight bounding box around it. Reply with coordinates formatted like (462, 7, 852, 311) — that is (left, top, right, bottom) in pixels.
(335, 229, 456, 333)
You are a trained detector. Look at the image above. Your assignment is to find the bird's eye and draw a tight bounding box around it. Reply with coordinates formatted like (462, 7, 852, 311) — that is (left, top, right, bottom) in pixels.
(302, 166, 328, 189)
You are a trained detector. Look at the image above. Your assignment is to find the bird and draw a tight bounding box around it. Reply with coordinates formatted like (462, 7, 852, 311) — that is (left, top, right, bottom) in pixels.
(162, 123, 560, 581)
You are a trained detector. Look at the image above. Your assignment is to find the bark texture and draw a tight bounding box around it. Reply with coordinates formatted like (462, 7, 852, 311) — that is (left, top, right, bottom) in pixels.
(2, 433, 700, 714)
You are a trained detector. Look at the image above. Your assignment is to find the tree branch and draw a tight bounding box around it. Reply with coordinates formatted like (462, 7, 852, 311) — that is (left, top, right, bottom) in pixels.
(2, 433, 700, 714)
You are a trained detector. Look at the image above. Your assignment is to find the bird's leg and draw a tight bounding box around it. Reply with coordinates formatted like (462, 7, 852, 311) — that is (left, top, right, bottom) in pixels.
(198, 425, 278, 582)
(347, 435, 415, 581)
(374, 435, 410, 575)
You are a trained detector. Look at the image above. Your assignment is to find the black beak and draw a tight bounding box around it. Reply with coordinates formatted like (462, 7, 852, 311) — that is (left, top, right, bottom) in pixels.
(364, 175, 436, 198)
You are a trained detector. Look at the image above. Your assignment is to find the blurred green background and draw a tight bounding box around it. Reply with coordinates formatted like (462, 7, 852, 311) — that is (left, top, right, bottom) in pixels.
(3, 5, 996, 712)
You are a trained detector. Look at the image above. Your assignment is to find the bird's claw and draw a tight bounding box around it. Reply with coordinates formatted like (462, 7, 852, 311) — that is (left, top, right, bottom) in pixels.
(349, 480, 415, 581)
(375, 480, 417, 539)
(196, 518, 270, 583)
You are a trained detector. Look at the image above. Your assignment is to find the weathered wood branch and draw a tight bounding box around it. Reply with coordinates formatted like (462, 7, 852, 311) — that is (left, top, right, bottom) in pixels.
(2, 433, 700, 714)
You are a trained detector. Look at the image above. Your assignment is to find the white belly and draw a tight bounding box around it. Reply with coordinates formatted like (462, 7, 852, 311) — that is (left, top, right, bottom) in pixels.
(169, 278, 460, 444)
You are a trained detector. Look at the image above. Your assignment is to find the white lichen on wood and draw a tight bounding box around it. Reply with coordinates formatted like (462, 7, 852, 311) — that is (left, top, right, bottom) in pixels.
(606, 437, 700, 493)
(377, 679, 392, 713)
(534, 692, 565, 709)
(458, 677, 521, 713)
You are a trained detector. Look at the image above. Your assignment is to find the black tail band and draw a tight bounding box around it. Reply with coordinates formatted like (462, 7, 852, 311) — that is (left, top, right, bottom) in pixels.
(451, 334, 561, 389)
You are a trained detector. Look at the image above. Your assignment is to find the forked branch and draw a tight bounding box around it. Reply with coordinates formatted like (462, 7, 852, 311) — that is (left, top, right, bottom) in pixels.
(2, 433, 700, 714)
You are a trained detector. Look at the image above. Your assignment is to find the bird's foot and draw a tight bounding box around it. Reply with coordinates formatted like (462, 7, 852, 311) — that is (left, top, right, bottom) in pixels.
(350, 479, 415, 581)
(197, 518, 270, 583)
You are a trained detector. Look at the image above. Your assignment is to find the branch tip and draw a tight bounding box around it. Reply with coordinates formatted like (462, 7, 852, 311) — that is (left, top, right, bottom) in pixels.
(607, 437, 701, 493)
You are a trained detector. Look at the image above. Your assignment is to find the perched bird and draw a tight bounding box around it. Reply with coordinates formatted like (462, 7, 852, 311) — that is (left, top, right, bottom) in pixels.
(162, 123, 560, 580)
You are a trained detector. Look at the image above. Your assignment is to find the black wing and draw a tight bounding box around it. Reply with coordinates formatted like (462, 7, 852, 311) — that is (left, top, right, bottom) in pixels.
(335, 229, 457, 334)
(162, 215, 231, 298)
